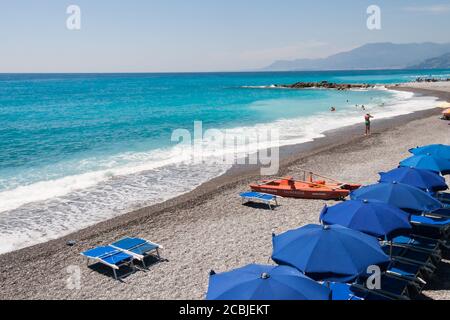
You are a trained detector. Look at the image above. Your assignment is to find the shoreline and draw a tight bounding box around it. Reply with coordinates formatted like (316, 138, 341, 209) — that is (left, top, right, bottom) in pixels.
(0, 83, 449, 300)
(387, 83, 450, 102)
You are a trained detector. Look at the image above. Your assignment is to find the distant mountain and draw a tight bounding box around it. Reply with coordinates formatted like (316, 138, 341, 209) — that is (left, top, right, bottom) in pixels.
(263, 42, 450, 71)
(409, 52, 450, 69)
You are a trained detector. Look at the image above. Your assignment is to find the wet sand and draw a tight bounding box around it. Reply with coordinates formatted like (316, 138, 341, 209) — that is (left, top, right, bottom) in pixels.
(0, 84, 449, 300)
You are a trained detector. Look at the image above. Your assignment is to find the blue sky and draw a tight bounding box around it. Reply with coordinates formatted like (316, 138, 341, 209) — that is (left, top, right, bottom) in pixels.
(1, 0, 449, 72)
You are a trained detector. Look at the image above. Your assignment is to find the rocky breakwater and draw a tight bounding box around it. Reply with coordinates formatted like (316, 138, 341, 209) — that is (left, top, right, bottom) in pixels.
(275, 81, 375, 90)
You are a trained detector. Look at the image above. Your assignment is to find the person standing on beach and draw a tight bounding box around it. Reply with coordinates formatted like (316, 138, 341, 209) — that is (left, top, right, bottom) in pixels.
(365, 113, 374, 135)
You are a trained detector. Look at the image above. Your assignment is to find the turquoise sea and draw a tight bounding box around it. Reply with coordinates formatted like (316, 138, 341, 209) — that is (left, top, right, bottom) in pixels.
(0, 69, 449, 253)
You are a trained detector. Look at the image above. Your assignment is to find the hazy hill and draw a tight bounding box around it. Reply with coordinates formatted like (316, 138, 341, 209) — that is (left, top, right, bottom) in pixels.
(409, 52, 450, 69)
(263, 42, 450, 71)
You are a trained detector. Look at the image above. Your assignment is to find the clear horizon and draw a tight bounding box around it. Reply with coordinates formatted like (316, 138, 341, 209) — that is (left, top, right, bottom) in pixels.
(1, 0, 450, 73)
(1, 65, 450, 75)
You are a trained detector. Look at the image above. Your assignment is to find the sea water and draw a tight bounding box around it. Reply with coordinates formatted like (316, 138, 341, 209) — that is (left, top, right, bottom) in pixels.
(0, 69, 449, 253)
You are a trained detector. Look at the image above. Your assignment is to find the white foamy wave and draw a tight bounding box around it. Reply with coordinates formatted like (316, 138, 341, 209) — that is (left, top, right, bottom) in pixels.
(241, 84, 278, 89)
(0, 144, 196, 212)
(0, 162, 229, 254)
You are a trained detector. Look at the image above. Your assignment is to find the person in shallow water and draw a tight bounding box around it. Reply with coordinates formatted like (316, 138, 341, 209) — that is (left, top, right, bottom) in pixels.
(330, 107, 336, 112)
(365, 113, 374, 135)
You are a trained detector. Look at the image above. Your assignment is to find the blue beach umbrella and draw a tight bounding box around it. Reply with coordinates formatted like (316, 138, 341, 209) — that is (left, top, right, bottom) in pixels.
(400, 154, 450, 175)
(320, 200, 411, 239)
(272, 224, 389, 282)
(351, 182, 443, 213)
(409, 144, 450, 161)
(379, 167, 448, 192)
(206, 264, 330, 300)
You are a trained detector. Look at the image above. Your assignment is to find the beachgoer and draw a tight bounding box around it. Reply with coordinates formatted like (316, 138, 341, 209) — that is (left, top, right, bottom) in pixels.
(361, 105, 366, 111)
(330, 107, 336, 112)
(365, 113, 374, 135)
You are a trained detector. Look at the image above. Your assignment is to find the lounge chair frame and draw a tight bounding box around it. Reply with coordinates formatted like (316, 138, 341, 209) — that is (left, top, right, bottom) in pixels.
(82, 250, 135, 280)
(111, 238, 163, 268)
(240, 192, 279, 210)
(354, 273, 418, 300)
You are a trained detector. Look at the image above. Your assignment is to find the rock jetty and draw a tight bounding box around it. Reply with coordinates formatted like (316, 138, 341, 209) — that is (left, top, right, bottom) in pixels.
(275, 81, 374, 90)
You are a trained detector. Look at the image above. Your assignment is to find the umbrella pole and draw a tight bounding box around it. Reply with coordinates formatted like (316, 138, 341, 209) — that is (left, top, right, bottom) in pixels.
(389, 241, 393, 259)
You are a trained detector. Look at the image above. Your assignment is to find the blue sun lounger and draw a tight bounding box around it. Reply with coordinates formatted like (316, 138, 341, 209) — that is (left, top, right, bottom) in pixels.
(425, 208, 450, 218)
(352, 273, 420, 300)
(392, 234, 443, 255)
(410, 215, 450, 238)
(81, 246, 135, 280)
(328, 273, 418, 300)
(111, 237, 162, 268)
(326, 282, 364, 300)
(386, 260, 429, 288)
(240, 192, 278, 210)
(436, 192, 450, 204)
(382, 245, 438, 272)
(327, 281, 410, 301)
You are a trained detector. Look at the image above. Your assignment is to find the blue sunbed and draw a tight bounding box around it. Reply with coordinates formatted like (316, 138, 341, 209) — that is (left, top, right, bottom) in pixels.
(412, 214, 450, 227)
(81, 246, 135, 280)
(326, 282, 364, 300)
(387, 260, 428, 288)
(425, 208, 450, 218)
(373, 274, 418, 299)
(410, 215, 450, 237)
(410, 214, 450, 239)
(111, 237, 162, 268)
(353, 274, 418, 300)
(436, 192, 450, 204)
(240, 192, 278, 210)
(329, 273, 417, 300)
(392, 234, 442, 255)
(327, 281, 412, 301)
(382, 245, 438, 272)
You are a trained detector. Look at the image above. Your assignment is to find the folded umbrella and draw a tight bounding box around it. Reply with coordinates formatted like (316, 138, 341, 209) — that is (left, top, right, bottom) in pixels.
(272, 224, 389, 282)
(206, 264, 330, 300)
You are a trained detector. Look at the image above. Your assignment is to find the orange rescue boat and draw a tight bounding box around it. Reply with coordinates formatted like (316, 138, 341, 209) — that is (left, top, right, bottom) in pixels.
(250, 170, 361, 200)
